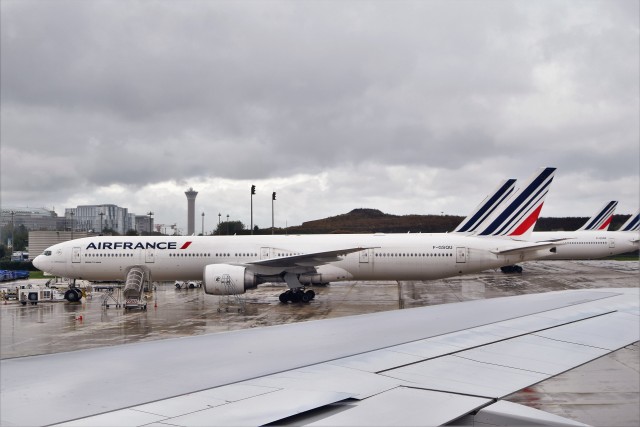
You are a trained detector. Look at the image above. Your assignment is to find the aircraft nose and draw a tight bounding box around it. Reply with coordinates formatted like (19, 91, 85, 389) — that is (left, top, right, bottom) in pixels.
(33, 255, 45, 271)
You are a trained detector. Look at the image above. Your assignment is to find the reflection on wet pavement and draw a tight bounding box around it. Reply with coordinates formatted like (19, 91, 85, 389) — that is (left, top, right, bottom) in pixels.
(1, 260, 638, 426)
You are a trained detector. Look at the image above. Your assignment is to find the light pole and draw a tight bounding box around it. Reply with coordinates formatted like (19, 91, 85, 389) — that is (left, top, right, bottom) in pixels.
(250, 185, 255, 235)
(10, 211, 15, 249)
(218, 213, 221, 235)
(147, 211, 154, 234)
(201, 212, 205, 236)
(272, 192, 276, 235)
(226, 214, 229, 235)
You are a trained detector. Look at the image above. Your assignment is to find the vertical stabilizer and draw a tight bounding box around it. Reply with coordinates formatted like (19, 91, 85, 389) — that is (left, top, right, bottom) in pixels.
(577, 201, 618, 231)
(618, 210, 640, 232)
(453, 179, 517, 233)
(477, 167, 556, 238)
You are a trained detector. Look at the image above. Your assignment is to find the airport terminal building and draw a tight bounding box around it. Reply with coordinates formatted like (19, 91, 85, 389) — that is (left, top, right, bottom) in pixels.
(0, 207, 60, 231)
(3, 205, 153, 259)
(2, 205, 145, 235)
(65, 204, 138, 235)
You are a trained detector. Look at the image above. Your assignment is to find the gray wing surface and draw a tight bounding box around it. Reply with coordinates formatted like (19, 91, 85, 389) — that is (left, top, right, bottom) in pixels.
(247, 247, 367, 268)
(1, 288, 637, 426)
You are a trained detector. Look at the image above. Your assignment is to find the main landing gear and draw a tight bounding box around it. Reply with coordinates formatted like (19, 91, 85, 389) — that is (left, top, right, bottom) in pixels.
(279, 288, 316, 304)
(279, 272, 316, 303)
(500, 265, 523, 274)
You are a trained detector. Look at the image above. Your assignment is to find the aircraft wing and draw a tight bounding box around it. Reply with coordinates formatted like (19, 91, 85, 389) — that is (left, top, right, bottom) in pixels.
(490, 240, 564, 255)
(247, 247, 367, 268)
(1, 288, 638, 426)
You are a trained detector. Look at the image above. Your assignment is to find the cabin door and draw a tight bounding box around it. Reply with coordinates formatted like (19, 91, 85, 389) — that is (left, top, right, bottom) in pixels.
(72, 247, 81, 263)
(456, 247, 467, 263)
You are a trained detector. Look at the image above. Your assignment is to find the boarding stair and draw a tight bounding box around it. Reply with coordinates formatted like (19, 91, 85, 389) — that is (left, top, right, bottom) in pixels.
(123, 267, 147, 310)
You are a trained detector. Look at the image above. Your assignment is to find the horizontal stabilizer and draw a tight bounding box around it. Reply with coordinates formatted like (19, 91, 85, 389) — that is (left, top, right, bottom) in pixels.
(490, 241, 562, 255)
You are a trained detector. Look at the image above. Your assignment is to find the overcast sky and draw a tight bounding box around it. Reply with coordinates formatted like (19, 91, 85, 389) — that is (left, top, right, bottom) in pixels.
(1, 0, 638, 234)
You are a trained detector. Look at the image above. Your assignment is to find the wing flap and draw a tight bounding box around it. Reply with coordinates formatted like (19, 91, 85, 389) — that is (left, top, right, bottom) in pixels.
(244, 364, 400, 400)
(381, 354, 549, 398)
(306, 387, 491, 426)
(150, 389, 352, 427)
(380, 310, 638, 399)
(534, 311, 639, 350)
(460, 400, 590, 426)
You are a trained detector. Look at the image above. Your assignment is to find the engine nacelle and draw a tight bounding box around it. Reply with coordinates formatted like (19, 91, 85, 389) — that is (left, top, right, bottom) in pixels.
(203, 264, 257, 295)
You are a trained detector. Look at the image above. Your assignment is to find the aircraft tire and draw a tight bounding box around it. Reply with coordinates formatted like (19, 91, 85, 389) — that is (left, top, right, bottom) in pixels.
(301, 292, 312, 303)
(279, 292, 290, 304)
(500, 265, 523, 274)
(64, 289, 80, 302)
(306, 290, 315, 300)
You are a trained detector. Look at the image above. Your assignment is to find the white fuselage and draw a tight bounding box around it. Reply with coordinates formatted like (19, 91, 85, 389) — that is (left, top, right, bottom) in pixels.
(33, 233, 549, 283)
(530, 230, 639, 260)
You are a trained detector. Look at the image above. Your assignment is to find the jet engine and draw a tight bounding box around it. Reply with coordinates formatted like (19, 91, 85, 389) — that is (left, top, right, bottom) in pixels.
(203, 264, 258, 295)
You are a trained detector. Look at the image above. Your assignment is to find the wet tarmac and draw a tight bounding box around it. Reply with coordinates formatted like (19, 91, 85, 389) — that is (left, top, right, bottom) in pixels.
(1, 260, 638, 426)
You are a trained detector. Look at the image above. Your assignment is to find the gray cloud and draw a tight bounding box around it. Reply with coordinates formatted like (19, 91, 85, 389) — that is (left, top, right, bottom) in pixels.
(1, 0, 638, 231)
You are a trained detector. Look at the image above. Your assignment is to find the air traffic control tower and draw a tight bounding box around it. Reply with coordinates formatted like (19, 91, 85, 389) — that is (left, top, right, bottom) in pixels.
(185, 187, 198, 235)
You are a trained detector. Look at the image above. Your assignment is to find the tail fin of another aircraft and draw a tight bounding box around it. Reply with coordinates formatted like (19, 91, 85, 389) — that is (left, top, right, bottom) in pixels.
(577, 201, 618, 231)
(618, 210, 640, 232)
(453, 179, 517, 233)
(476, 167, 556, 238)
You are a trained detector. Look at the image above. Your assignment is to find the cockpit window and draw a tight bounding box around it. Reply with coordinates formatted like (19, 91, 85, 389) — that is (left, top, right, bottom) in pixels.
(44, 251, 52, 256)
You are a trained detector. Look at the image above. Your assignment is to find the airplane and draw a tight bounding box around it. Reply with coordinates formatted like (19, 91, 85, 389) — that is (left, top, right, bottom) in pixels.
(528, 202, 637, 261)
(1, 287, 637, 426)
(524, 229, 638, 261)
(32, 168, 559, 303)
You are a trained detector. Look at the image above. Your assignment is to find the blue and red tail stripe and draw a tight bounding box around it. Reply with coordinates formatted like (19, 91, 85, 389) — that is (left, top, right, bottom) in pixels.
(619, 211, 640, 232)
(455, 179, 517, 233)
(581, 201, 618, 231)
(478, 167, 555, 236)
